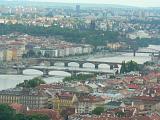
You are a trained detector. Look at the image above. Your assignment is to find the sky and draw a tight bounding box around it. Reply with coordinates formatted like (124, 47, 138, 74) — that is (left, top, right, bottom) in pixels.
(31, 0, 160, 7)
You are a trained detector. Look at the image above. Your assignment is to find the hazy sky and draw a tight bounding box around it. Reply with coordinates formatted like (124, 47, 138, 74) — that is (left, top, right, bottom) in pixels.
(33, 0, 160, 7)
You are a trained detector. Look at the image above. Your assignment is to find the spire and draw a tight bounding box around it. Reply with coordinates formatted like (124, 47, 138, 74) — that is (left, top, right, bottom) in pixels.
(72, 94, 78, 104)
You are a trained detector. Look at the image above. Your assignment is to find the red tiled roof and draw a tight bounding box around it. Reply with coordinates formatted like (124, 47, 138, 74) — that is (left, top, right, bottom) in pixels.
(128, 84, 139, 89)
(134, 96, 156, 101)
(37, 83, 64, 90)
(26, 109, 61, 120)
(82, 115, 151, 120)
(78, 95, 105, 103)
(10, 103, 25, 113)
(150, 113, 160, 120)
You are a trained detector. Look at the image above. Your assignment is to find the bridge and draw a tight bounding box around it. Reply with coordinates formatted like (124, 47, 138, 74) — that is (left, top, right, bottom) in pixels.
(119, 48, 159, 54)
(26, 58, 121, 69)
(12, 65, 117, 76)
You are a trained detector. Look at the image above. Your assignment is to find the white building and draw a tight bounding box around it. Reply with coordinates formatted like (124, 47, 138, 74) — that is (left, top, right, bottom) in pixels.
(58, 48, 65, 57)
(82, 45, 93, 54)
(75, 95, 105, 114)
(128, 30, 151, 39)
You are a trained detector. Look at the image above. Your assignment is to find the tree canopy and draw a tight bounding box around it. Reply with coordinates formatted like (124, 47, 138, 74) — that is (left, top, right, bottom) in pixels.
(0, 104, 50, 120)
(0, 104, 15, 120)
(144, 61, 155, 66)
(16, 77, 46, 88)
(63, 74, 94, 82)
(92, 107, 104, 115)
(0, 23, 119, 46)
(120, 60, 139, 74)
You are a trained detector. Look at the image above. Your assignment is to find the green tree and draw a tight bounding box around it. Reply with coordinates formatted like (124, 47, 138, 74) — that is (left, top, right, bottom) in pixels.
(28, 114, 50, 120)
(0, 104, 50, 120)
(27, 50, 36, 58)
(17, 77, 46, 88)
(126, 60, 139, 72)
(15, 113, 29, 120)
(63, 74, 94, 82)
(37, 51, 42, 58)
(0, 24, 120, 47)
(120, 60, 139, 74)
(0, 104, 15, 120)
(92, 107, 104, 115)
(120, 61, 126, 74)
(44, 52, 50, 58)
(144, 61, 155, 66)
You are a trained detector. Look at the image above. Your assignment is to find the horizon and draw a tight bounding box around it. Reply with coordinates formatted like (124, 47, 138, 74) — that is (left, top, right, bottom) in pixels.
(22, 0, 160, 7)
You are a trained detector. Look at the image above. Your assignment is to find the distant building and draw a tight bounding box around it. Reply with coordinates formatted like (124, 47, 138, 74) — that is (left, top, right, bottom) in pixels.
(40, 48, 59, 58)
(3, 49, 13, 61)
(90, 20, 96, 30)
(151, 52, 160, 64)
(75, 95, 105, 114)
(0, 88, 48, 109)
(53, 92, 78, 112)
(128, 30, 151, 39)
(76, 5, 80, 16)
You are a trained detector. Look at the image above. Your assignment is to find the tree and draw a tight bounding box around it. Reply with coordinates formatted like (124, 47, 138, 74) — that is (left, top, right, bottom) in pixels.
(0, 104, 50, 120)
(0, 23, 120, 47)
(15, 113, 29, 120)
(120, 61, 126, 74)
(37, 51, 42, 58)
(44, 52, 50, 58)
(92, 107, 104, 115)
(126, 60, 139, 72)
(0, 104, 15, 120)
(110, 65, 114, 70)
(120, 60, 139, 74)
(144, 61, 155, 66)
(16, 77, 46, 88)
(27, 50, 36, 58)
(63, 74, 94, 82)
(28, 114, 50, 120)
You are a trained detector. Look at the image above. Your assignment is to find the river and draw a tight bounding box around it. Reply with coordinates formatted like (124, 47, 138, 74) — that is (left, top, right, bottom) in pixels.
(0, 45, 159, 90)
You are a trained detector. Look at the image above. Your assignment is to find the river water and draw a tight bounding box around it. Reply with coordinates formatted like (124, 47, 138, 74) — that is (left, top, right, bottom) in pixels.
(0, 45, 159, 90)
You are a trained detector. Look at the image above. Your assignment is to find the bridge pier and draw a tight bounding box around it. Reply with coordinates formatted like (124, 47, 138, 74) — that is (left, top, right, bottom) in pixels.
(16, 68, 23, 75)
(110, 65, 114, 70)
(133, 50, 136, 57)
(79, 63, 83, 68)
(95, 64, 99, 69)
(43, 69, 49, 76)
(64, 62, 69, 67)
(50, 61, 55, 66)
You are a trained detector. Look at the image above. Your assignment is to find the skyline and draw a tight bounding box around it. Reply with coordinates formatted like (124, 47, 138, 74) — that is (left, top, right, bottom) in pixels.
(27, 0, 160, 7)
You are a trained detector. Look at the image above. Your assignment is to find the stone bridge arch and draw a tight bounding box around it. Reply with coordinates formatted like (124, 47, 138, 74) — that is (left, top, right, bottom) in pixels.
(49, 71, 71, 77)
(53, 62, 65, 67)
(98, 64, 110, 69)
(83, 62, 95, 68)
(23, 69, 43, 75)
(67, 62, 79, 67)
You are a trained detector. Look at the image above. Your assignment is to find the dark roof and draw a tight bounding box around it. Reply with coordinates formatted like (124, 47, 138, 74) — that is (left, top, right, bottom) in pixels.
(106, 101, 123, 106)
